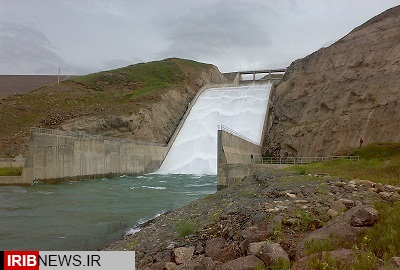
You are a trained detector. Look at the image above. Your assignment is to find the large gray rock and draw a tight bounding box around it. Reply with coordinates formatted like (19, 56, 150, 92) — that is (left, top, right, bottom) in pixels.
(390, 257, 400, 269)
(350, 206, 379, 227)
(174, 246, 195, 264)
(175, 255, 219, 270)
(205, 237, 240, 263)
(330, 200, 347, 213)
(256, 242, 289, 267)
(296, 205, 376, 259)
(240, 226, 270, 242)
(216, 255, 264, 270)
(247, 241, 268, 256)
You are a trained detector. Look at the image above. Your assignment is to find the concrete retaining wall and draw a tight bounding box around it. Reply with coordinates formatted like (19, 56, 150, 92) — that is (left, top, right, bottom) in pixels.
(217, 129, 262, 189)
(22, 131, 168, 184)
(218, 129, 261, 164)
(0, 176, 26, 185)
(0, 161, 25, 168)
(0, 156, 25, 168)
(218, 163, 289, 189)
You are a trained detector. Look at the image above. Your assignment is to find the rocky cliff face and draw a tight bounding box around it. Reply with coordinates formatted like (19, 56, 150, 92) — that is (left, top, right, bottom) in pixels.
(264, 6, 400, 157)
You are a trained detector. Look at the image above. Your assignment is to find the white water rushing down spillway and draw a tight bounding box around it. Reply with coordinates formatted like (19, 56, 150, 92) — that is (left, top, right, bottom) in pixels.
(157, 84, 272, 175)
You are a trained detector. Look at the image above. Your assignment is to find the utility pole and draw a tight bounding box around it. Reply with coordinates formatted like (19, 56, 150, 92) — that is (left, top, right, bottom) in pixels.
(58, 67, 61, 85)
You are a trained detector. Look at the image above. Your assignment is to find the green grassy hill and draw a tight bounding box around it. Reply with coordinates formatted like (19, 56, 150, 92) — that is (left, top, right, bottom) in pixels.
(0, 58, 224, 157)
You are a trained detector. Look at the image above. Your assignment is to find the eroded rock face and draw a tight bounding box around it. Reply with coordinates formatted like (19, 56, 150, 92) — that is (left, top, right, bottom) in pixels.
(60, 65, 227, 145)
(264, 6, 400, 157)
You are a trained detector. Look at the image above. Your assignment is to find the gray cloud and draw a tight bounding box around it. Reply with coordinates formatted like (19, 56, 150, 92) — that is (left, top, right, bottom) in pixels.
(157, 1, 275, 67)
(0, 22, 90, 74)
(0, 22, 65, 74)
(0, 1, 399, 74)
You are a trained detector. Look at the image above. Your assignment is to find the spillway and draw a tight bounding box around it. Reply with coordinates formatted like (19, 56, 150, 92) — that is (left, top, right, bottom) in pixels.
(157, 84, 272, 175)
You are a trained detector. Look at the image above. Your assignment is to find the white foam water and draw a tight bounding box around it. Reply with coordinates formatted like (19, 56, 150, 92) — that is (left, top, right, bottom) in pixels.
(158, 84, 271, 175)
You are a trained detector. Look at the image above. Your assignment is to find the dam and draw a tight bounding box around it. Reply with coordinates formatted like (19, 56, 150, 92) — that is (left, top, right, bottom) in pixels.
(15, 70, 283, 185)
(0, 74, 279, 250)
(158, 83, 272, 175)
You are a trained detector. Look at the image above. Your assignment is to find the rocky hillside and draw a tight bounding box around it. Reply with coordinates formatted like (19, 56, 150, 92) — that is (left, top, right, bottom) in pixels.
(106, 170, 400, 269)
(264, 6, 400, 157)
(0, 58, 227, 157)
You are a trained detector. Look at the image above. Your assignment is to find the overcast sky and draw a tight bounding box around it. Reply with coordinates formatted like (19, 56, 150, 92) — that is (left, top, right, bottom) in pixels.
(0, 1, 399, 75)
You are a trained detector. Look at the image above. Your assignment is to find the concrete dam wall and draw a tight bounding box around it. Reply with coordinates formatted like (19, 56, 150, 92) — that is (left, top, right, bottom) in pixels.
(217, 127, 262, 189)
(22, 129, 168, 184)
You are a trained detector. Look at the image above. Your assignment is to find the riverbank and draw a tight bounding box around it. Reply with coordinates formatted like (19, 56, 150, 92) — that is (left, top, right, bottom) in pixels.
(105, 169, 400, 269)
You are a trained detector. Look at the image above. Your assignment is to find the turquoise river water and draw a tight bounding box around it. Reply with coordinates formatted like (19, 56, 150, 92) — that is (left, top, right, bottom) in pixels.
(0, 174, 216, 250)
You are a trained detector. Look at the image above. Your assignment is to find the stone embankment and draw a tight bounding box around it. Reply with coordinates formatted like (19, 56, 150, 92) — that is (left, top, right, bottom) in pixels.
(106, 170, 400, 269)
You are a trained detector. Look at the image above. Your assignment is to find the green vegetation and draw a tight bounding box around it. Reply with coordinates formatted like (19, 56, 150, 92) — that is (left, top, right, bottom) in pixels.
(175, 218, 197, 237)
(254, 262, 267, 270)
(270, 258, 291, 270)
(292, 142, 400, 185)
(361, 201, 400, 263)
(269, 222, 283, 241)
(72, 59, 187, 92)
(0, 58, 214, 157)
(301, 202, 400, 269)
(305, 238, 338, 256)
(0, 167, 23, 176)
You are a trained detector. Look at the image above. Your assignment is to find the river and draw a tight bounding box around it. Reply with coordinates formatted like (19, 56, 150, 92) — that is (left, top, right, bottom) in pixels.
(0, 174, 216, 250)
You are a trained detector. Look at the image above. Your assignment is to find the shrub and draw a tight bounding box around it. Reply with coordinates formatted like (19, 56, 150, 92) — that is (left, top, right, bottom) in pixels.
(175, 219, 197, 237)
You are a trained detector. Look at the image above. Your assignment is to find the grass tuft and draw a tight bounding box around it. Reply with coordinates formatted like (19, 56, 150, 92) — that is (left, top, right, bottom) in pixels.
(175, 218, 197, 237)
(0, 167, 23, 176)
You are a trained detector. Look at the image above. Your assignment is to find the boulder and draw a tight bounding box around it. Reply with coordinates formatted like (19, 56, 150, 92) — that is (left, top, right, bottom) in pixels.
(205, 237, 240, 263)
(350, 206, 379, 227)
(240, 226, 270, 242)
(327, 209, 339, 218)
(153, 250, 172, 263)
(330, 200, 347, 213)
(390, 257, 400, 268)
(296, 205, 374, 259)
(256, 241, 289, 267)
(142, 262, 164, 270)
(165, 262, 177, 270)
(175, 255, 219, 270)
(174, 246, 195, 264)
(339, 198, 355, 208)
(379, 191, 392, 200)
(247, 241, 268, 255)
(216, 255, 264, 270)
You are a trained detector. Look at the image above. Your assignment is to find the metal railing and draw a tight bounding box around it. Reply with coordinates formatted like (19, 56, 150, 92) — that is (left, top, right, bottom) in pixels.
(0, 158, 17, 162)
(30, 127, 166, 147)
(218, 125, 260, 146)
(255, 155, 359, 165)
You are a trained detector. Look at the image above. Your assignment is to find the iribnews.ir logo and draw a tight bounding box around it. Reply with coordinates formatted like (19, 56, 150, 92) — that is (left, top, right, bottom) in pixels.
(1, 251, 39, 269)
(1, 251, 102, 269)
